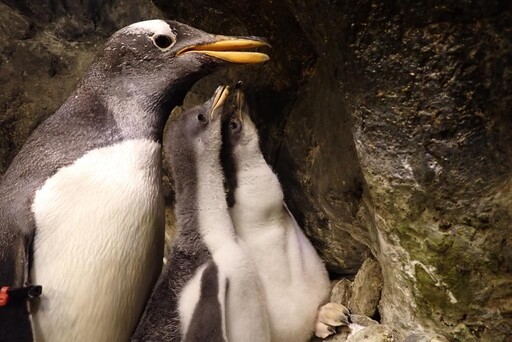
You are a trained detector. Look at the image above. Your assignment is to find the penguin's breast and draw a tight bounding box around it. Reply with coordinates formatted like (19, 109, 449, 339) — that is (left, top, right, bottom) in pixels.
(30, 139, 165, 342)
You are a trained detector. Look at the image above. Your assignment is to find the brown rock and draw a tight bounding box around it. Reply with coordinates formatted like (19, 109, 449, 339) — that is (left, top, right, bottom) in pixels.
(347, 324, 395, 342)
(349, 258, 383, 317)
(350, 314, 379, 327)
(323, 326, 351, 342)
(331, 279, 353, 306)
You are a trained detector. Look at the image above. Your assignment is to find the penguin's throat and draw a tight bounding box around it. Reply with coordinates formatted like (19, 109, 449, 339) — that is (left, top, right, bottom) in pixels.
(232, 158, 284, 224)
(104, 95, 168, 141)
(194, 150, 236, 253)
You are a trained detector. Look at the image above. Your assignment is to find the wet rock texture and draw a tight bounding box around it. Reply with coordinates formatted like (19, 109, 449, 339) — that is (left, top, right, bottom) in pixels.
(1, 0, 511, 340)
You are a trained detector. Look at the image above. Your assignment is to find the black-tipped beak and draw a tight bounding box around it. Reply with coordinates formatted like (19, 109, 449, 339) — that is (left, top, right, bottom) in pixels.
(177, 36, 270, 64)
(210, 85, 230, 120)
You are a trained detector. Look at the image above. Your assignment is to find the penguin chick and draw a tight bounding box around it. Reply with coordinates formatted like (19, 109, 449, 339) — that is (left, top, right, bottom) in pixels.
(0, 19, 269, 342)
(222, 84, 350, 341)
(132, 86, 270, 342)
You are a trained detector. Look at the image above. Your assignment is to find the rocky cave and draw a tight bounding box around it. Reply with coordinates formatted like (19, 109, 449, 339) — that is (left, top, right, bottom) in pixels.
(1, 0, 511, 341)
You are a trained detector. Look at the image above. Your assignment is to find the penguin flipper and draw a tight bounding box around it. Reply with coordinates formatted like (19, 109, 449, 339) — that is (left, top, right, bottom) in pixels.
(183, 261, 226, 342)
(0, 224, 34, 342)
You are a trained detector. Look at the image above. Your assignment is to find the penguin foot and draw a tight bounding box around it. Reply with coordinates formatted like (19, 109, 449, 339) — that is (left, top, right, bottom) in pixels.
(314, 302, 350, 339)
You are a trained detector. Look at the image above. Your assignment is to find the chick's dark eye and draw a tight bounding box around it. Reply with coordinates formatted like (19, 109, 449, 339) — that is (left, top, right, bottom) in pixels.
(229, 121, 238, 130)
(154, 35, 173, 49)
(197, 114, 207, 122)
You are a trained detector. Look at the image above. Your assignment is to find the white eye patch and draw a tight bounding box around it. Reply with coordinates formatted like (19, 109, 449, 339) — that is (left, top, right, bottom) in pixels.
(127, 20, 177, 49)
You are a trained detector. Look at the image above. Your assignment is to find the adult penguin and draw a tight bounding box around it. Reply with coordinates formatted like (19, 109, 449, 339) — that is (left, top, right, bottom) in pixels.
(132, 85, 270, 342)
(222, 83, 350, 341)
(0, 20, 269, 342)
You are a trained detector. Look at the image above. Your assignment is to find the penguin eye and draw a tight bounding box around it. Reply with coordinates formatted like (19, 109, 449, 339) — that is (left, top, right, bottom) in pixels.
(197, 114, 207, 123)
(153, 35, 173, 49)
(229, 120, 242, 133)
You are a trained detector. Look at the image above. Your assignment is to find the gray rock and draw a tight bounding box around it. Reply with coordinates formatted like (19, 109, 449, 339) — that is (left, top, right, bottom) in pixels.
(349, 258, 383, 317)
(404, 332, 449, 342)
(347, 324, 395, 342)
(323, 326, 351, 342)
(350, 314, 379, 327)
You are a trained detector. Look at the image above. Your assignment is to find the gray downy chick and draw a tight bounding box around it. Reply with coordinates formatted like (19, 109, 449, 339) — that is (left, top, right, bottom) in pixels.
(132, 85, 270, 342)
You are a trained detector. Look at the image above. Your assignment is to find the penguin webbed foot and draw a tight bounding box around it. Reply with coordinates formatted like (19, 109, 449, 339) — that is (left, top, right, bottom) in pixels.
(313, 302, 350, 339)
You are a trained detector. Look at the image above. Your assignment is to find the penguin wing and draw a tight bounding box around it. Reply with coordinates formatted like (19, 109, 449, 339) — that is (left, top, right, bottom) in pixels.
(283, 202, 321, 274)
(182, 261, 227, 342)
(0, 214, 34, 342)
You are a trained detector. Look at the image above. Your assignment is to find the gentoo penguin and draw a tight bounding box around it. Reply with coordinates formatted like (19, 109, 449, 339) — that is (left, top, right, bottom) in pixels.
(222, 83, 349, 341)
(0, 20, 269, 342)
(132, 85, 270, 342)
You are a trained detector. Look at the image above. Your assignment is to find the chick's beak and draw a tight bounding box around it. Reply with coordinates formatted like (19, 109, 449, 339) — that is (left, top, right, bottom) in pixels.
(234, 82, 245, 122)
(210, 85, 230, 120)
(177, 36, 270, 64)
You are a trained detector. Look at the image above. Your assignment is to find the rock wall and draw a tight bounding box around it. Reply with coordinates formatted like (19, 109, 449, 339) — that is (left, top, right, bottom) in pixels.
(1, 0, 511, 340)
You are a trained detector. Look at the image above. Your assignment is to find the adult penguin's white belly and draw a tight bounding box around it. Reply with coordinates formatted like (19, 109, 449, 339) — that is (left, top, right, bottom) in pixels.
(30, 139, 165, 342)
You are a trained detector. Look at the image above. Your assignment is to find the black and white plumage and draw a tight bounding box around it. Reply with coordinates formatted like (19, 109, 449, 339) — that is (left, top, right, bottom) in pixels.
(222, 84, 350, 341)
(132, 86, 270, 342)
(0, 19, 269, 342)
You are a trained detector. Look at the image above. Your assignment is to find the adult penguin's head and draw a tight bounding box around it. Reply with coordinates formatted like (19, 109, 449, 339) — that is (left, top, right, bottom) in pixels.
(84, 19, 269, 112)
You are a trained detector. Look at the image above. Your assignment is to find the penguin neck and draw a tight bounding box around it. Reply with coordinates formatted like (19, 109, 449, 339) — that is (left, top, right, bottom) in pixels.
(194, 143, 236, 254)
(236, 148, 268, 171)
(104, 93, 169, 142)
(79, 72, 197, 142)
(231, 148, 285, 229)
(171, 144, 203, 250)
